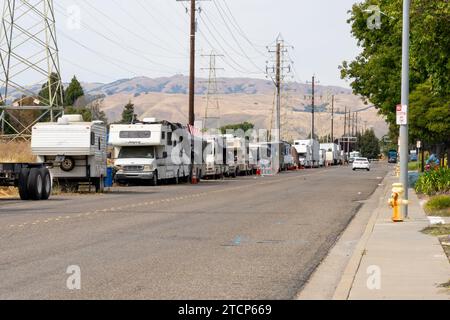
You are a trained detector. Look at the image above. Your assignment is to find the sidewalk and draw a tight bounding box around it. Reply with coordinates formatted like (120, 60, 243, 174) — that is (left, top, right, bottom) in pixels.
(334, 174, 450, 300)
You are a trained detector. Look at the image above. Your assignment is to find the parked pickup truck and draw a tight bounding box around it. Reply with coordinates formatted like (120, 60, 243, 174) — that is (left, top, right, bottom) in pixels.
(0, 163, 52, 200)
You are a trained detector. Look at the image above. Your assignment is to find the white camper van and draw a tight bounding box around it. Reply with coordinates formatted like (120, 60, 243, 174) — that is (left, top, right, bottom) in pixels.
(31, 114, 107, 192)
(109, 118, 190, 185)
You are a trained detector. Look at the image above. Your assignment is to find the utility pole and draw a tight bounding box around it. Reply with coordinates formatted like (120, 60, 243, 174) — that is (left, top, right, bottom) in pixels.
(188, 0, 196, 126)
(343, 107, 347, 154)
(266, 35, 292, 173)
(178, 0, 210, 126)
(275, 41, 281, 144)
(306, 76, 320, 141)
(331, 95, 335, 143)
(347, 110, 351, 157)
(399, 0, 411, 218)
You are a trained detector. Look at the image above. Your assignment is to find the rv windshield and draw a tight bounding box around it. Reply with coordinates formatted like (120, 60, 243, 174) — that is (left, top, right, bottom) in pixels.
(118, 146, 155, 159)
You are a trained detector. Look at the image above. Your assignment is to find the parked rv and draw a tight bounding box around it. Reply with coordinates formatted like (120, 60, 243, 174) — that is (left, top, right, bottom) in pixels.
(31, 114, 107, 192)
(281, 141, 295, 171)
(109, 118, 190, 185)
(319, 149, 326, 167)
(203, 135, 227, 179)
(320, 143, 341, 165)
(293, 140, 320, 168)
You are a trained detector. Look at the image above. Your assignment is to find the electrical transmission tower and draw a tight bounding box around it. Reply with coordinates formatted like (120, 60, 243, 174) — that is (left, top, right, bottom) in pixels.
(0, 0, 64, 141)
(201, 51, 223, 130)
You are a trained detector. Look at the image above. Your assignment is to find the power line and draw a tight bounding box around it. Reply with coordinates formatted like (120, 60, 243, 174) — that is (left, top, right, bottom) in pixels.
(54, 3, 188, 74)
(76, 0, 187, 60)
(215, 0, 267, 56)
(200, 8, 260, 60)
(109, 0, 188, 54)
(197, 16, 262, 75)
(212, 0, 265, 73)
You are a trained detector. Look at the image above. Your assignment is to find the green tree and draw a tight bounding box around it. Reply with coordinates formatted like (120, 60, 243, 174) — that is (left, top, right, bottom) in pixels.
(220, 121, 254, 134)
(64, 76, 84, 106)
(340, 0, 449, 140)
(120, 100, 136, 124)
(340, 0, 450, 165)
(65, 100, 108, 124)
(38, 72, 64, 107)
(359, 129, 380, 159)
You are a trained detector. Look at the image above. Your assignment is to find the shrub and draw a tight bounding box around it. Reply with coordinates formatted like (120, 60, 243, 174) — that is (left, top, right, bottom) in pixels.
(415, 168, 450, 196)
(426, 195, 450, 211)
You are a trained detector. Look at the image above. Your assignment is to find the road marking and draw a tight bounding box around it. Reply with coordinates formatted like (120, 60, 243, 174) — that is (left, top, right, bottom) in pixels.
(1, 171, 329, 232)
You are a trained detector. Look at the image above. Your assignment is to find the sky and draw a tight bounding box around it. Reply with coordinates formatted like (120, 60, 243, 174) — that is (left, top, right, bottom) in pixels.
(52, 0, 361, 87)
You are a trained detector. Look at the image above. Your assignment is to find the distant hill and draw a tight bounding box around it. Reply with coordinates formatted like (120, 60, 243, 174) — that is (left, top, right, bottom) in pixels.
(84, 75, 353, 97)
(81, 76, 387, 139)
(2, 75, 388, 139)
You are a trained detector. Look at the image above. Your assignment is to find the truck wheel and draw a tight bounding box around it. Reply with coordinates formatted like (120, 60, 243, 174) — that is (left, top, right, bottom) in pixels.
(151, 172, 158, 186)
(27, 168, 44, 200)
(40, 168, 52, 200)
(95, 177, 105, 193)
(18, 168, 31, 200)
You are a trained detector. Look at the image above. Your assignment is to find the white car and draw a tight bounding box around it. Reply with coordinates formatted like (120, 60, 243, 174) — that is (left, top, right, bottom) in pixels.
(353, 158, 371, 171)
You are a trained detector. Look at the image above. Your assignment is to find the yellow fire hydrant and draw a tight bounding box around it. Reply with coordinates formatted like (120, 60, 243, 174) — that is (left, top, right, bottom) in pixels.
(388, 183, 409, 222)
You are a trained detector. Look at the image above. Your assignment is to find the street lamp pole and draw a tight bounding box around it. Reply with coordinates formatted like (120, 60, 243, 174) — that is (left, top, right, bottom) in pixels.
(400, 0, 410, 218)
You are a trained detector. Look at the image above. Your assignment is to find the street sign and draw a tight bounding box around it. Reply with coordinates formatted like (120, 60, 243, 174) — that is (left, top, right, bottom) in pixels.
(396, 104, 408, 125)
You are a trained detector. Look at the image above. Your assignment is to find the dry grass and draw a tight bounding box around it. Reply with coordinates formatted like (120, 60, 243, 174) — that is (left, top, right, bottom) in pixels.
(0, 186, 18, 198)
(0, 141, 35, 198)
(0, 141, 36, 163)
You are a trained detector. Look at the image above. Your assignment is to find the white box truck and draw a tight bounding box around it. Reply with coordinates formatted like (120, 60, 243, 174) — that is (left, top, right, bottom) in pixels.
(109, 118, 190, 185)
(31, 114, 107, 192)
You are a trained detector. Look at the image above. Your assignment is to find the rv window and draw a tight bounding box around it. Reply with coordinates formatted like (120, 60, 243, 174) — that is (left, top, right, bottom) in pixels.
(119, 131, 151, 139)
(167, 132, 173, 145)
(161, 132, 166, 140)
(118, 146, 155, 159)
(98, 137, 101, 150)
(91, 132, 95, 145)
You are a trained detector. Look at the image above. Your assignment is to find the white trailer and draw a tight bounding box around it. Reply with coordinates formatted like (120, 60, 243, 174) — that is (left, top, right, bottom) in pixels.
(109, 118, 190, 185)
(203, 135, 227, 179)
(320, 143, 341, 165)
(223, 135, 252, 176)
(31, 114, 107, 192)
(319, 149, 326, 167)
(294, 139, 320, 168)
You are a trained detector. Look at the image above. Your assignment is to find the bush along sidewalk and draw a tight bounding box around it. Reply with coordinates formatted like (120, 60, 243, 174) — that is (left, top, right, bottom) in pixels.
(424, 195, 450, 217)
(415, 168, 450, 196)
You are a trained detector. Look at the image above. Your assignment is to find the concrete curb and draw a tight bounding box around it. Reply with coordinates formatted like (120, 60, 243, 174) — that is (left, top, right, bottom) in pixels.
(332, 173, 393, 300)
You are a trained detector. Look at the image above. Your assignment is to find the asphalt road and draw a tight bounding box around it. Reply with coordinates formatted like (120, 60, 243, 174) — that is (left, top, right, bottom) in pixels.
(0, 164, 388, 299)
